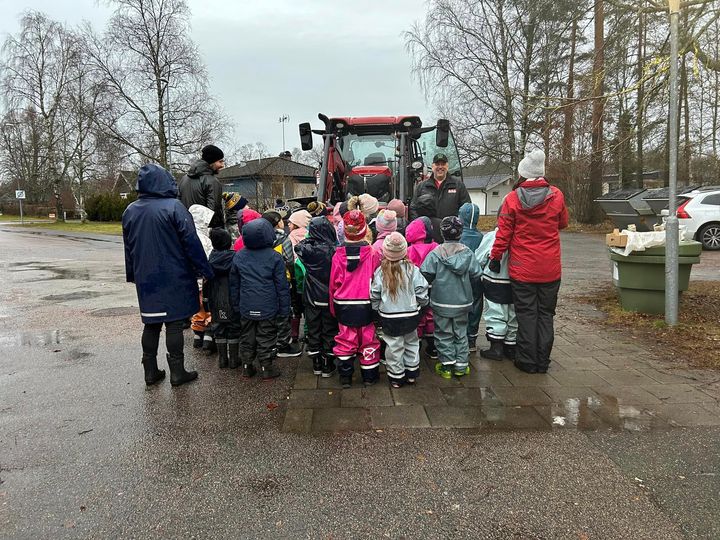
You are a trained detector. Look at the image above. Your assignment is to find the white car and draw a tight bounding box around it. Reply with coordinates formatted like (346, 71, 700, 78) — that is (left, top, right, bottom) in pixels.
(677, 187, 720, 250)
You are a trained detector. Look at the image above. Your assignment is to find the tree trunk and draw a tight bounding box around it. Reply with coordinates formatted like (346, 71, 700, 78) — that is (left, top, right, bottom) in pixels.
(636, 1, 645, 188)
(562, 18, 577, 165)
(586, 0, 605, 224)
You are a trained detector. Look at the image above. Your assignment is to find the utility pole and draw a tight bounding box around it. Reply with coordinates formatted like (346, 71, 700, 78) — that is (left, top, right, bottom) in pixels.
(665, 0, 680, 326)
(279, 114, 289, 152)
(160, 76, 172, 171)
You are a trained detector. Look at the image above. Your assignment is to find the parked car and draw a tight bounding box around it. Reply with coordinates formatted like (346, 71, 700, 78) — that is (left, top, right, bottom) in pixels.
(676, 186, 720, 250)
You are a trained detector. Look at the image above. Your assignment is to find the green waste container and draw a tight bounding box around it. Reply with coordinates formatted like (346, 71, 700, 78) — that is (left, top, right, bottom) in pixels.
(609, 241, 702, 314)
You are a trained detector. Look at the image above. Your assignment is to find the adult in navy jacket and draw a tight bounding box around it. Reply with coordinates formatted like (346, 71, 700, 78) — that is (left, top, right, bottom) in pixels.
(122, 163, 214, 387)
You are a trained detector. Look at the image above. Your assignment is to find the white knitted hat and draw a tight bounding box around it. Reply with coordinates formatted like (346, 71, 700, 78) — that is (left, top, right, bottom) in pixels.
(518, 149, 546, 180)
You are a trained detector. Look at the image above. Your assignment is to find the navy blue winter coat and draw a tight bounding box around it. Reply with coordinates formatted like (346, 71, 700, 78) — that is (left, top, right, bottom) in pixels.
(230, 219, 290, 320)
(294, 217, 337, 308)
(122, 164, 214, 324)
(206, 249, 235, 323)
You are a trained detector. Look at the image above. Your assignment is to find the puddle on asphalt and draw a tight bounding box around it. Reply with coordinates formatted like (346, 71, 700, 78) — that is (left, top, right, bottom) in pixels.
(41, 291, 109, 302)
(89, 307, 138, 317)
(8, 262, 92, 281)
(0, 330, 61, 347)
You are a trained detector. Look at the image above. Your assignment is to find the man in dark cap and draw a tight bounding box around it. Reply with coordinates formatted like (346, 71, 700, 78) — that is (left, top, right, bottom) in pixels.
(409, 153, 471, 221)
(178, 144, 226, 226)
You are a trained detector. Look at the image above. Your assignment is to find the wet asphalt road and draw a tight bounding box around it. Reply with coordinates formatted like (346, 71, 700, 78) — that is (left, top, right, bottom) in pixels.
(0, 227, 718, 539)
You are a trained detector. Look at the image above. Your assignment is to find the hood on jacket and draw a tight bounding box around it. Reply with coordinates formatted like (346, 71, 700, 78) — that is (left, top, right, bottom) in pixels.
(406, 217, 434, 244)
(186, 158, 215, 179)
(459, 202, 480, 229)
(308, 216, 337, 244)
(242, 208, 262, 225)
(209, 249, 234, 275)
(516, 178, 552, 210)
(414, 193, 436, 218)
(242, 218, 275, 249)
(435, 242, 473, 276)
(136, 163, 178, 199)
(189, 204, 215, 237)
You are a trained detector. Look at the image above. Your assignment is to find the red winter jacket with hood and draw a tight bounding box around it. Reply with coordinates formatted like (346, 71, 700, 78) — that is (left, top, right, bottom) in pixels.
(490, 178, 568, 283)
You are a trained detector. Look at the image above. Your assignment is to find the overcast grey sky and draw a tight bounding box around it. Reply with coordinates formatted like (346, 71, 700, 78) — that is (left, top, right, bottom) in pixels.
(0, 0, 434, 156)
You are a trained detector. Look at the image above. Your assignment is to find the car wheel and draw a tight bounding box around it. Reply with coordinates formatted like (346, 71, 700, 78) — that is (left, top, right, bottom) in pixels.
(699, 223, 720, 250)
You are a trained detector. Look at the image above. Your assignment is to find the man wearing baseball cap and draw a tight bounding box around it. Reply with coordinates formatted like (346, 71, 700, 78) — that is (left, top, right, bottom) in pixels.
(409, 152, 471, 223)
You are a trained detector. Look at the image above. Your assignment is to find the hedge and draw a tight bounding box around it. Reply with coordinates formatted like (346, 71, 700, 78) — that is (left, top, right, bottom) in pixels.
(85, 193, 138, 221)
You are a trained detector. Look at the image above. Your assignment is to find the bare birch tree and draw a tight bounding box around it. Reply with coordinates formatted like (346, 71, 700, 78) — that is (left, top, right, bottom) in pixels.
(84, 0, 227, 171)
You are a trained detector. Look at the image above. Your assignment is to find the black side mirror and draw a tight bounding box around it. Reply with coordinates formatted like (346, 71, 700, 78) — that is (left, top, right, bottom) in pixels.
(299, 123, 313, 151)
(436, 119, 450, 148)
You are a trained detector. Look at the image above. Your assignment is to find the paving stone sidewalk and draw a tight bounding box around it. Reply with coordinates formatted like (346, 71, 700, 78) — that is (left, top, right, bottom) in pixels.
(282, 233, 720, 433)
(282, 322, 720, 433)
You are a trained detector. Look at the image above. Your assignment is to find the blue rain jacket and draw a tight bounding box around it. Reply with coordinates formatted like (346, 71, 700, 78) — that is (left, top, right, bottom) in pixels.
(122, 164, 214, 324)
(230, 218, 290, 320)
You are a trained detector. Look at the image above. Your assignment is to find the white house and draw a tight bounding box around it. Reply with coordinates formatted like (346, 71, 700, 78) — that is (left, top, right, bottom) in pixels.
(464, 172, 514, 215)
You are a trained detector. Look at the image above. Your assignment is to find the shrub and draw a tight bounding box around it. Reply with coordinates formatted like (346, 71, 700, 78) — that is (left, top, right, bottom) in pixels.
(85, 193, 137, 221)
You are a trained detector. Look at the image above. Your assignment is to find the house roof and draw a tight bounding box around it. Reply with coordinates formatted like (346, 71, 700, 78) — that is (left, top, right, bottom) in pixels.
(464, 173, 512, 191)
(218, 157, 316, 180)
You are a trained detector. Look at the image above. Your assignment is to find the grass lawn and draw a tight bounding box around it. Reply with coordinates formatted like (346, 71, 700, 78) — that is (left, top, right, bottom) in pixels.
(0, 214, 50, 222)
(576, 281, 720, 370)
(12, 220, 123, 235)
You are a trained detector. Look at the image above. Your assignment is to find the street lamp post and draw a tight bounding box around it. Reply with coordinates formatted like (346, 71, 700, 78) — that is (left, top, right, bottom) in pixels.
(665, 0, 680, 326)
(279, 114, 289, 152)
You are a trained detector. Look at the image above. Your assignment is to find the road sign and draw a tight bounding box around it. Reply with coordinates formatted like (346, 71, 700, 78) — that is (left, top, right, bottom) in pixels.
(15, 190, 25, 199)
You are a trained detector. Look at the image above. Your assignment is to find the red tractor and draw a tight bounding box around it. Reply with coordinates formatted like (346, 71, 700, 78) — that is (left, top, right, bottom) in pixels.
(299, 114, 463, 206)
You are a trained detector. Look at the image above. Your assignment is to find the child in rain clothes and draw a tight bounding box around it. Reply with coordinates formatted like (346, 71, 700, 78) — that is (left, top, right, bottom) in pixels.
(189, 204, 216, 353)
(330, 210, 382, 388)
(458, 202, 484, 352)
(475, 227, 517, 361)
(371, 209, 397, 255)
(421, 216, 482, 379)
(295, 216, 339, 377)
(371, 233, 429, 388)
(205, 228, 241, 369)
(406, 216, 439, 358)
(229, 219, 290, 380)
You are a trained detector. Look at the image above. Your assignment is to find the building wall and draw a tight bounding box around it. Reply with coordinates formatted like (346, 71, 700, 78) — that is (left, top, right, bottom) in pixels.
(468, 190, 487, 214)
(468, 181, 512, 215)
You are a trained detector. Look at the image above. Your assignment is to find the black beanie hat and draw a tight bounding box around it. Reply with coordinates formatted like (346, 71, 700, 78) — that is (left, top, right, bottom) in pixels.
(209, 227, 232, 250)
(262, 210, 282, 228)
(201, 144, 224, 164)
(440, 215, 463, 241)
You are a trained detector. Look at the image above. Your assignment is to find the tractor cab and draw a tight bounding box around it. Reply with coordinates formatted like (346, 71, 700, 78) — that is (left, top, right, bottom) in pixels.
(299, 114, 462, 206)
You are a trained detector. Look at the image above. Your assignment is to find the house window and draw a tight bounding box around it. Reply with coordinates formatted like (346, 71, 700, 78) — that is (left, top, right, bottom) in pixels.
(492, 191, 499, 196)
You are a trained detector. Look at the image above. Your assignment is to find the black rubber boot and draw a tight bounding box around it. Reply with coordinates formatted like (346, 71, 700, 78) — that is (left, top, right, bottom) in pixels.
(261, 364, 281, 380)
(216, 340, 229, 369)
(228, 341, 240, 369)
(141, 354, 166, 386)
(503, 344, 517, 360)
(242, 362, 257, 379)
(202, 336, 216, 355)
(167, 353, 198, 387)
(321, 355, 336, 378)
(425, 337, 438, 359)
(310, 354, 322, 376)
(193, 331, 203, 349)
(480, 340, 505, 361)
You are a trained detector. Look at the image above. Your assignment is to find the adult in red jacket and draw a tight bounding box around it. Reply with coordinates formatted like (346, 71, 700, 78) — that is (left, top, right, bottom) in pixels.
(488, 150, 568, 374)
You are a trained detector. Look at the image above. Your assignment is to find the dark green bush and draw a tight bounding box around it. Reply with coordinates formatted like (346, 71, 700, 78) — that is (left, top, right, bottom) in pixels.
(85, 192, 137, 221)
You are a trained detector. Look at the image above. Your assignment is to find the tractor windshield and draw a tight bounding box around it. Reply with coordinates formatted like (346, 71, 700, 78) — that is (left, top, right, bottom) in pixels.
(417, 129, 462, 177)
(339, 133, 397, 169)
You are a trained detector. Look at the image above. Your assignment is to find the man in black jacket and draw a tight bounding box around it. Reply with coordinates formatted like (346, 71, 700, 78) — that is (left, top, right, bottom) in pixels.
(178, 144, 226, 226)
(409, 153, 471, 221)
